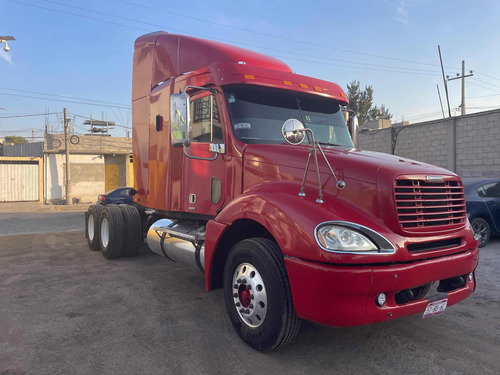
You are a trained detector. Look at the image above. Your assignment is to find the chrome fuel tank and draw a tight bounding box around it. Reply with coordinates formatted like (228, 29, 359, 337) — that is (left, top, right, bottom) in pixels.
(146, 218, 205, 272)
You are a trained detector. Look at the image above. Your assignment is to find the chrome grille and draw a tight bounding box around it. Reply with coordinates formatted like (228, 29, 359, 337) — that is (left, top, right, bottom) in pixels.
(395, 177, 466, 232)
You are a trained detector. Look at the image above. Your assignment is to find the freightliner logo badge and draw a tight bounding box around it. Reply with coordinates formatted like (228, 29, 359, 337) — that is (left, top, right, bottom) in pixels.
(426, 175, 444, 182)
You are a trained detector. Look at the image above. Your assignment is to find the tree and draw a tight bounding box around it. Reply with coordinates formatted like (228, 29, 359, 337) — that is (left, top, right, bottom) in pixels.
(346, 80, 392, 125)
(4, 136, 28, 144)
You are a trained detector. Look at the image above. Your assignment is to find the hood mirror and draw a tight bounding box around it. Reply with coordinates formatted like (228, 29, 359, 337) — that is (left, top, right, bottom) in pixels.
(282, 118, 305, 145)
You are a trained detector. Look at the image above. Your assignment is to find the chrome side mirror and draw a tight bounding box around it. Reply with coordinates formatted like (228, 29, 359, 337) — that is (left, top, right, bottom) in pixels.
(282, 118, 305, 145)
(170, 93, 190, 146)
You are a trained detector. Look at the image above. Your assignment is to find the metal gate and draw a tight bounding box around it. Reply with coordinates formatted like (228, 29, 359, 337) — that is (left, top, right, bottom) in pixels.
(0, 160, 40, 202)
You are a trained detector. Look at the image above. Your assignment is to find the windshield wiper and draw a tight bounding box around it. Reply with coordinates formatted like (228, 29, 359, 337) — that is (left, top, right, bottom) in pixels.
(317, 141, 341, 146)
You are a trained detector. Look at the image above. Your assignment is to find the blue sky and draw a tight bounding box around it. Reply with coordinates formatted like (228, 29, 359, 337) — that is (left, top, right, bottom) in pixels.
(1, 0, 500, 140)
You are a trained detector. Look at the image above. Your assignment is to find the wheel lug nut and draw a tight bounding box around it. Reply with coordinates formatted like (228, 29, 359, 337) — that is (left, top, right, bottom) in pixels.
(239, 308, 245, 314)
(233, 284, 238, 289)
(249, 304, 254, 309)
(235, 302, 240, 307)
(247, 285, 251, 290)
(250, 294, 254, 299)
(237, 279, 242, 283)
(233, 293, 238, 298)
(241, 279, 247, 284)
(245, 309, 251, 314)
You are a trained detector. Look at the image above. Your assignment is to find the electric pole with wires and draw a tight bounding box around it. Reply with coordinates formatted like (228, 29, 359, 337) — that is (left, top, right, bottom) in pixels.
(447, 61, 473, 116)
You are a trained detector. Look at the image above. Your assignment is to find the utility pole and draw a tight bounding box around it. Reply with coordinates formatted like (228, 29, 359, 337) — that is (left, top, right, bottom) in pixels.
(64, 108, 72, 205)
(436, 84, 445, 119)
(438, 46, 452, 117)
(447, 60, 473, 116)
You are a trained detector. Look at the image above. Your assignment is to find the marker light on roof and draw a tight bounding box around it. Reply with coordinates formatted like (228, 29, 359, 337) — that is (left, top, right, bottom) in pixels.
(314, 86, 323, 92)
(244, 74, 255, 80)
(299, 83, 308, 88)
(283, 80, 292, 86)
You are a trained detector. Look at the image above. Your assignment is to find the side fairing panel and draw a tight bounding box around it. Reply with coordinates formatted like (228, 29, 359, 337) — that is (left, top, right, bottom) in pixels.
(147, 86, 173, 210)
(132, 97, 150, 206)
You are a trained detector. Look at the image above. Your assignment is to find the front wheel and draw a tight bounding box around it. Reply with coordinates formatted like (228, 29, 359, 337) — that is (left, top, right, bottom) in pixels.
(223, 238, 301, 352)
(471, 217, 490, 247)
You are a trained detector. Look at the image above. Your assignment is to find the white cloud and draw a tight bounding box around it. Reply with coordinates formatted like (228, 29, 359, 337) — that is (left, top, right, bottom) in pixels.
(0, 50, 13, 65)
(395, 0, 409, 24)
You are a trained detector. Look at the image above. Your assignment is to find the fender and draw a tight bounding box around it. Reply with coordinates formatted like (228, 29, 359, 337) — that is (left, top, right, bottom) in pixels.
(212, 180, 395, 265)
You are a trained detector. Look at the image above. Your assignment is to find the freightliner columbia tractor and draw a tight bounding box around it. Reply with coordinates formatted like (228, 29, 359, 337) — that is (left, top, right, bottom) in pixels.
(85, 32, 479, 352)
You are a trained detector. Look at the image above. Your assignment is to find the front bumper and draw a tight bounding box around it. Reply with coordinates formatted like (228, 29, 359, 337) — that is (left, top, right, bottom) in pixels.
(285, 247, 478, 327)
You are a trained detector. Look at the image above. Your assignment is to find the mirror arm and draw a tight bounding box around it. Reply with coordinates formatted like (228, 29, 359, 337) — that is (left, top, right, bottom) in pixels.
(298, 128, 345, 203)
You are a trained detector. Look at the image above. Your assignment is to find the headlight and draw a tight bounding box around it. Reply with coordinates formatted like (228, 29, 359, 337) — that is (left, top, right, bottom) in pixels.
(316, 225, 378, 252)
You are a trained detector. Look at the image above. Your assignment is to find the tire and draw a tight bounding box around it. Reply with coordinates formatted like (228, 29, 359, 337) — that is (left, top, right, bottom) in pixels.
(119, 204, 143, 256)
(471, 217, 490, 247)
(99, 204, 125, 259)
(85, 204, 104, 251)
(223, 238, 301, 352)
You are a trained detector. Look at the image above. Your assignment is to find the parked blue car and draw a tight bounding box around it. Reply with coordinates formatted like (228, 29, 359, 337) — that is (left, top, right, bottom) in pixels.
(97, 187, 134, 205)
(464, 178, 500, 247)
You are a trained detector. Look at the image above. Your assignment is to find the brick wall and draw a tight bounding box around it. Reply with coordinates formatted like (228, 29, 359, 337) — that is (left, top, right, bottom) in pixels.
(358, 109, 500, 178)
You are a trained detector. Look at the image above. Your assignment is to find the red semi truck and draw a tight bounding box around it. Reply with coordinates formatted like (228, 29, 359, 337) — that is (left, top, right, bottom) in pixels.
(85, 32, 479, 352)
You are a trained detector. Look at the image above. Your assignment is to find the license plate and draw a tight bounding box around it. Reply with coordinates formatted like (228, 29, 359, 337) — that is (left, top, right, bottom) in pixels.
(423, 299, 447, 318)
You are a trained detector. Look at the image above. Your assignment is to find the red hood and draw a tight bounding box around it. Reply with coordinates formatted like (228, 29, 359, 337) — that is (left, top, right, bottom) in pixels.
(241, 144, 461, 238)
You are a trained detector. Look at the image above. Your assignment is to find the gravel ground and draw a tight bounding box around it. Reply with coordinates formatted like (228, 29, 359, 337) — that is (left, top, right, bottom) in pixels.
(0, 229, 498, 375)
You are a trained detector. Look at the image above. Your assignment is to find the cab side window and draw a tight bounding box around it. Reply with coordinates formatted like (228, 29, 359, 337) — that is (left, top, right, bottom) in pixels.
(482, 182, 500, 198)
(190, 95, 223, 143)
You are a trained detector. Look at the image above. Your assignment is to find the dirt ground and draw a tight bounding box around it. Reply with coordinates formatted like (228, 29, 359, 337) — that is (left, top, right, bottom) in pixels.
(0, 229, 498, 375)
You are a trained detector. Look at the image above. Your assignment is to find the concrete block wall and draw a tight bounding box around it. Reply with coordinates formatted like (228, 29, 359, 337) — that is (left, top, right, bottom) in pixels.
(456, 111, 500, 178)
(357, 127, 392, 154)
(358, 109, 500, 178)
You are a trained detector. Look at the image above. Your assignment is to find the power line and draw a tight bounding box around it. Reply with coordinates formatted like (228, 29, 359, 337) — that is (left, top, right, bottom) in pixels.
(469, 78, 500, 90)
(272, 54, 441, 76)
(0, 87, 130, 107)
(9, 0, 148, 32)
(475, 71, 500, 82)
(0, 92, 131, 109)
(114, 0, 460, 71)
(14, 0, 457, 76)
(0, 112, 60, 118)
(467, 93, 500, 99)
(468, 81, 500, 94)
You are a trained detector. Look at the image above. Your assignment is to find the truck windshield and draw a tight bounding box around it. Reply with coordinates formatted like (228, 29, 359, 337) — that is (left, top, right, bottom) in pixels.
(224, 85, 353, 147)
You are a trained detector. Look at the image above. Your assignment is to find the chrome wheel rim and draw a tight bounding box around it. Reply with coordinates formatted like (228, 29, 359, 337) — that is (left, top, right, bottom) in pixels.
(101, 218, 110, 248)
(232, 262, 267, 328)
(472, 221, 488, 246)
(88, 214, 95, 241)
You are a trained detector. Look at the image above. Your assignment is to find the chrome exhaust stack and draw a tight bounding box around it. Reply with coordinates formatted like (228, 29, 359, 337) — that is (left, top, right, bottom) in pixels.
(146, 219, 206, 272)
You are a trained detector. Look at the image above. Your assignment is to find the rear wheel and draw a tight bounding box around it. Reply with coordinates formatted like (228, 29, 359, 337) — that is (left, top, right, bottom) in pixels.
(223, 238, 301, 352)
(119, 204, 143, 256)
(471, 217, 490, 247)
(85, 204, 104, 251)
(99, 204, 125, 259)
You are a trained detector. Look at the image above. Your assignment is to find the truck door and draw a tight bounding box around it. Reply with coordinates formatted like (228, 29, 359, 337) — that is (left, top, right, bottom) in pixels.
(182, 91, 226, 216)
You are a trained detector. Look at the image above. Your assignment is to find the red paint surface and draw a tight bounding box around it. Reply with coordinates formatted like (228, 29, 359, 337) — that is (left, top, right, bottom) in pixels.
(132, 32, 479, 326)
